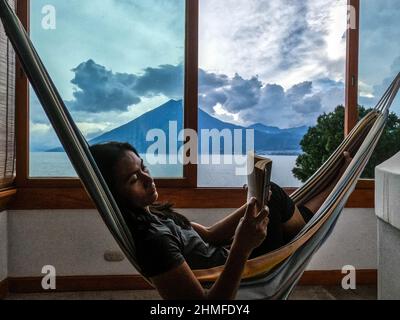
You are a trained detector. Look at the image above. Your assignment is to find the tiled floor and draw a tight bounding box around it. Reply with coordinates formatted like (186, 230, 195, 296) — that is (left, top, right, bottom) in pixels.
(5, 285, 377, 300)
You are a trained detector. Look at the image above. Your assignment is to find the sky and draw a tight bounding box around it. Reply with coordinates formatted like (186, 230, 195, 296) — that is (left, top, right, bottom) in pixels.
(358, 0, 400, 111)
(28, 0, 399, 151)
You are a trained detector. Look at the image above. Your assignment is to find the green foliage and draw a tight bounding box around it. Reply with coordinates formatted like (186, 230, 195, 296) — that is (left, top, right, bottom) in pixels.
(292, 106, 400, 182)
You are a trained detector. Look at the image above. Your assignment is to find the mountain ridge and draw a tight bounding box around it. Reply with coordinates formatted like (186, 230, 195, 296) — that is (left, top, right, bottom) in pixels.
(48, 99, 308, 154)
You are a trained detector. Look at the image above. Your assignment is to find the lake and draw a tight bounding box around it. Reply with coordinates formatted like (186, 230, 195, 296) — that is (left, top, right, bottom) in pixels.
(30, 152, 302, 188)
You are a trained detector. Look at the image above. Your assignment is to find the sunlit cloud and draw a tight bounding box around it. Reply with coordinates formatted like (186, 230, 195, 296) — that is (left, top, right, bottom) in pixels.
(199, 0, 347, 89)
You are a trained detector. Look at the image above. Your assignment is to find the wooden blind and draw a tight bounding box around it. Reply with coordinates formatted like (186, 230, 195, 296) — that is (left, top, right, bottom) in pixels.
(0, 0, 16, 189)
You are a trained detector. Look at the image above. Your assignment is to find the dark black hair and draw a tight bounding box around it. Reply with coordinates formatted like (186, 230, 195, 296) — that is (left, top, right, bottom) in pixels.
(89, 142, 192, 230)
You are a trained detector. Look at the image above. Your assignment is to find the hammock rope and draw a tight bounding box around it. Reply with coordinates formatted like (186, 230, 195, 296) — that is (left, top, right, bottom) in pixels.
(1, 0, 399, 299)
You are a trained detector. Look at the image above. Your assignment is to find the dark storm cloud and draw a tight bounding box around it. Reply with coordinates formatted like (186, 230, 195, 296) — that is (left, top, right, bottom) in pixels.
(69, 60, 184, 113)
(197, 67, 324, 127)
(199, 69, 229, 92)
(292, 95, 322, 114)
(70, 59, 141, 113)
(223, 74, 262, 112)
(67, 59, 330, 127)
(286, 81, 313, 102)
(134, 64, 184, 99)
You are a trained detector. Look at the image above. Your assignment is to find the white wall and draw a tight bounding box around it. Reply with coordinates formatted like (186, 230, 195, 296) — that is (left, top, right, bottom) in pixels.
(7, 208, 377, 278)
(0, 211, 7, 282)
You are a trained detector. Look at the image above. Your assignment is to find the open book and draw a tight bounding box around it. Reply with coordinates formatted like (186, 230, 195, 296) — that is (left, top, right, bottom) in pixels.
(246, 153, 273, 207)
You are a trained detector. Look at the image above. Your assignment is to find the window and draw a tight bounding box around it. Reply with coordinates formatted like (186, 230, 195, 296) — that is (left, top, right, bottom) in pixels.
(198, 0, 348, 187)
(29, 0, 186, 179)
(359, 0, 400, 178)
(12, 0, 378, 209)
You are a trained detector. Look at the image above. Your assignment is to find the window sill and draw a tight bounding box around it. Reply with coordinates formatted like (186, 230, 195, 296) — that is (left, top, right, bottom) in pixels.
(9, 180, 374, 210)
(0, 188, 17, 211)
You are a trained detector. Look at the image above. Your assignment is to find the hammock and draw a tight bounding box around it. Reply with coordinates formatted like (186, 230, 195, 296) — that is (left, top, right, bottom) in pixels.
(1, 0, 399, 300)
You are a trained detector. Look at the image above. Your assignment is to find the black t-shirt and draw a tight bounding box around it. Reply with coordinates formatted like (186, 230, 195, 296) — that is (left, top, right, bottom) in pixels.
(133, 182, 306, 277)
(134, 215, 229, 278)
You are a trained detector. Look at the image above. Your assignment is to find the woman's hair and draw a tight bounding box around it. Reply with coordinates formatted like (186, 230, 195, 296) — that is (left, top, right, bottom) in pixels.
(89, 142, 191, 230)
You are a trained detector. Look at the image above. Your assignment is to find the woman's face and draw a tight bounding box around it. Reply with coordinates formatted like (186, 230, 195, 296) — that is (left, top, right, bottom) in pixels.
(113, 150, 158, 209)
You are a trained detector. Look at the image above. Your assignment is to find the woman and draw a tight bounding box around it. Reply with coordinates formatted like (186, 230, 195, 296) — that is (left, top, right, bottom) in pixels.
(90, 142, 350, 300)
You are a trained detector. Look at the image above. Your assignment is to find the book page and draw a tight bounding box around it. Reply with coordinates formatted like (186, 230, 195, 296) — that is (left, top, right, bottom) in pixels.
(246, 152, 272, 206)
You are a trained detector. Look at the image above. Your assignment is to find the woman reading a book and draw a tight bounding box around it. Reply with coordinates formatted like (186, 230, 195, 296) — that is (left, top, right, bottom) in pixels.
(90, 142, 351, 300)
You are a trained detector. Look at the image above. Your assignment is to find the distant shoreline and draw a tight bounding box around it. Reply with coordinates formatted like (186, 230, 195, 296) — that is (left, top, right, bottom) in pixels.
(37, 150, 303, 156)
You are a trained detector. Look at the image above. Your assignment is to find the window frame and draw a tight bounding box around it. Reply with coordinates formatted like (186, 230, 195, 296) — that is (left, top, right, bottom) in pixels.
(9, 0, 374, 210)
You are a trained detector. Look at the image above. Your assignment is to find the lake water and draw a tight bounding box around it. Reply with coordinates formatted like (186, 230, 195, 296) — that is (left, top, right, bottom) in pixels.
(30, 152, 302, 188)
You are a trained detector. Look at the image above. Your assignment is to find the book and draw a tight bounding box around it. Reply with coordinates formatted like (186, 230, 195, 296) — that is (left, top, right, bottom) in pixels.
(246, 152, 273, 207)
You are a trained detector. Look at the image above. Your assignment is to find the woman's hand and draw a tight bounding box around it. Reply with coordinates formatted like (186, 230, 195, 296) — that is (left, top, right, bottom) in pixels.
(232, 197, 269, 256)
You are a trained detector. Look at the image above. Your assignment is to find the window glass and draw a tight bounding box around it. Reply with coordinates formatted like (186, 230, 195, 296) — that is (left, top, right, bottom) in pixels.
(29, 0, 185, 178)
(198, 0, 347, 187)
(359, 0, 400, 178)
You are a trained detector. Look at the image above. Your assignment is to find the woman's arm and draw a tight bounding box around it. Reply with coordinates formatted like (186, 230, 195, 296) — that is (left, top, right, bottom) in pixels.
(190, 205, 246, 246)
(195, 191, 272, 246)
(151, 242, 251, 300)
(205, 204, 248, 245)
(152, 199, 269, 300)
(190, 204, 247, 246)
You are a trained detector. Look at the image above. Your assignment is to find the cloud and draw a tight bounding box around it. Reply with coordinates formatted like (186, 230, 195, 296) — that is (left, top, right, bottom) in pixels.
(70, 59, 141, 113)
(199, 69, 229, 92)
(360, 55, 400, 110)
(39, 59, 342, 135)
(69, 60, 185, 113)
(292, 95, 322, 114)
(358, 1, 400, 112)
(199, 0, 347, 88)
(134, 64, 184, 99)
(29, 121, 61, 151)
(372, 56, 400, 98)
(198, 69, 327, 128)
(313, 78, 345, 112)
(223, 74, 262, 112)
(286, 82, 313, 102)
(30, 88, 51, 124)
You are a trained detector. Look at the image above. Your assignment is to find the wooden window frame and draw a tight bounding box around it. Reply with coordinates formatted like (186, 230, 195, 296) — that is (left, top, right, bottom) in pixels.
(9, 0, 374, 210)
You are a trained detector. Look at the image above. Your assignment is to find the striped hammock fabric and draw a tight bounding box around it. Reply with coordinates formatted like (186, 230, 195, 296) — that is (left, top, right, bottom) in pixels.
(1, 0, 399, 299)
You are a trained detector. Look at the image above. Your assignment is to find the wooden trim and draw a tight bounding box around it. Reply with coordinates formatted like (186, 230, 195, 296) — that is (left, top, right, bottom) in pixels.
(15, 0, 197, 189)
(15, 0, 30, 188)
(355, 179, 374, 189)
(346, 188, 374, 208)
(183, 0, 199, 188)
(345, 0, 360, 136)
(0, 279, 8, 300)
(0, 188, 17, 211)
(298, 269, 377, 286)
(9, 182, 374, 210)
(346, 179, 374, 208)
(7, 269, 377, 294)
(8, 275, 153, 294)
(9, 187, 248, 209)
(17, 178, 196, 189)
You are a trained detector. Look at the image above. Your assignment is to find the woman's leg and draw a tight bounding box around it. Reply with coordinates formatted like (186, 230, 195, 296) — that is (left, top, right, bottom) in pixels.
(248, 152, 353, 259)
(249, 182, 304, 258)
(302, 152, 353, 214)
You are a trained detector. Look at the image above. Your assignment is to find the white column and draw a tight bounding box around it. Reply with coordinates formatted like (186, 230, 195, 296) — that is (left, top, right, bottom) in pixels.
(375, 151, 400, 300)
